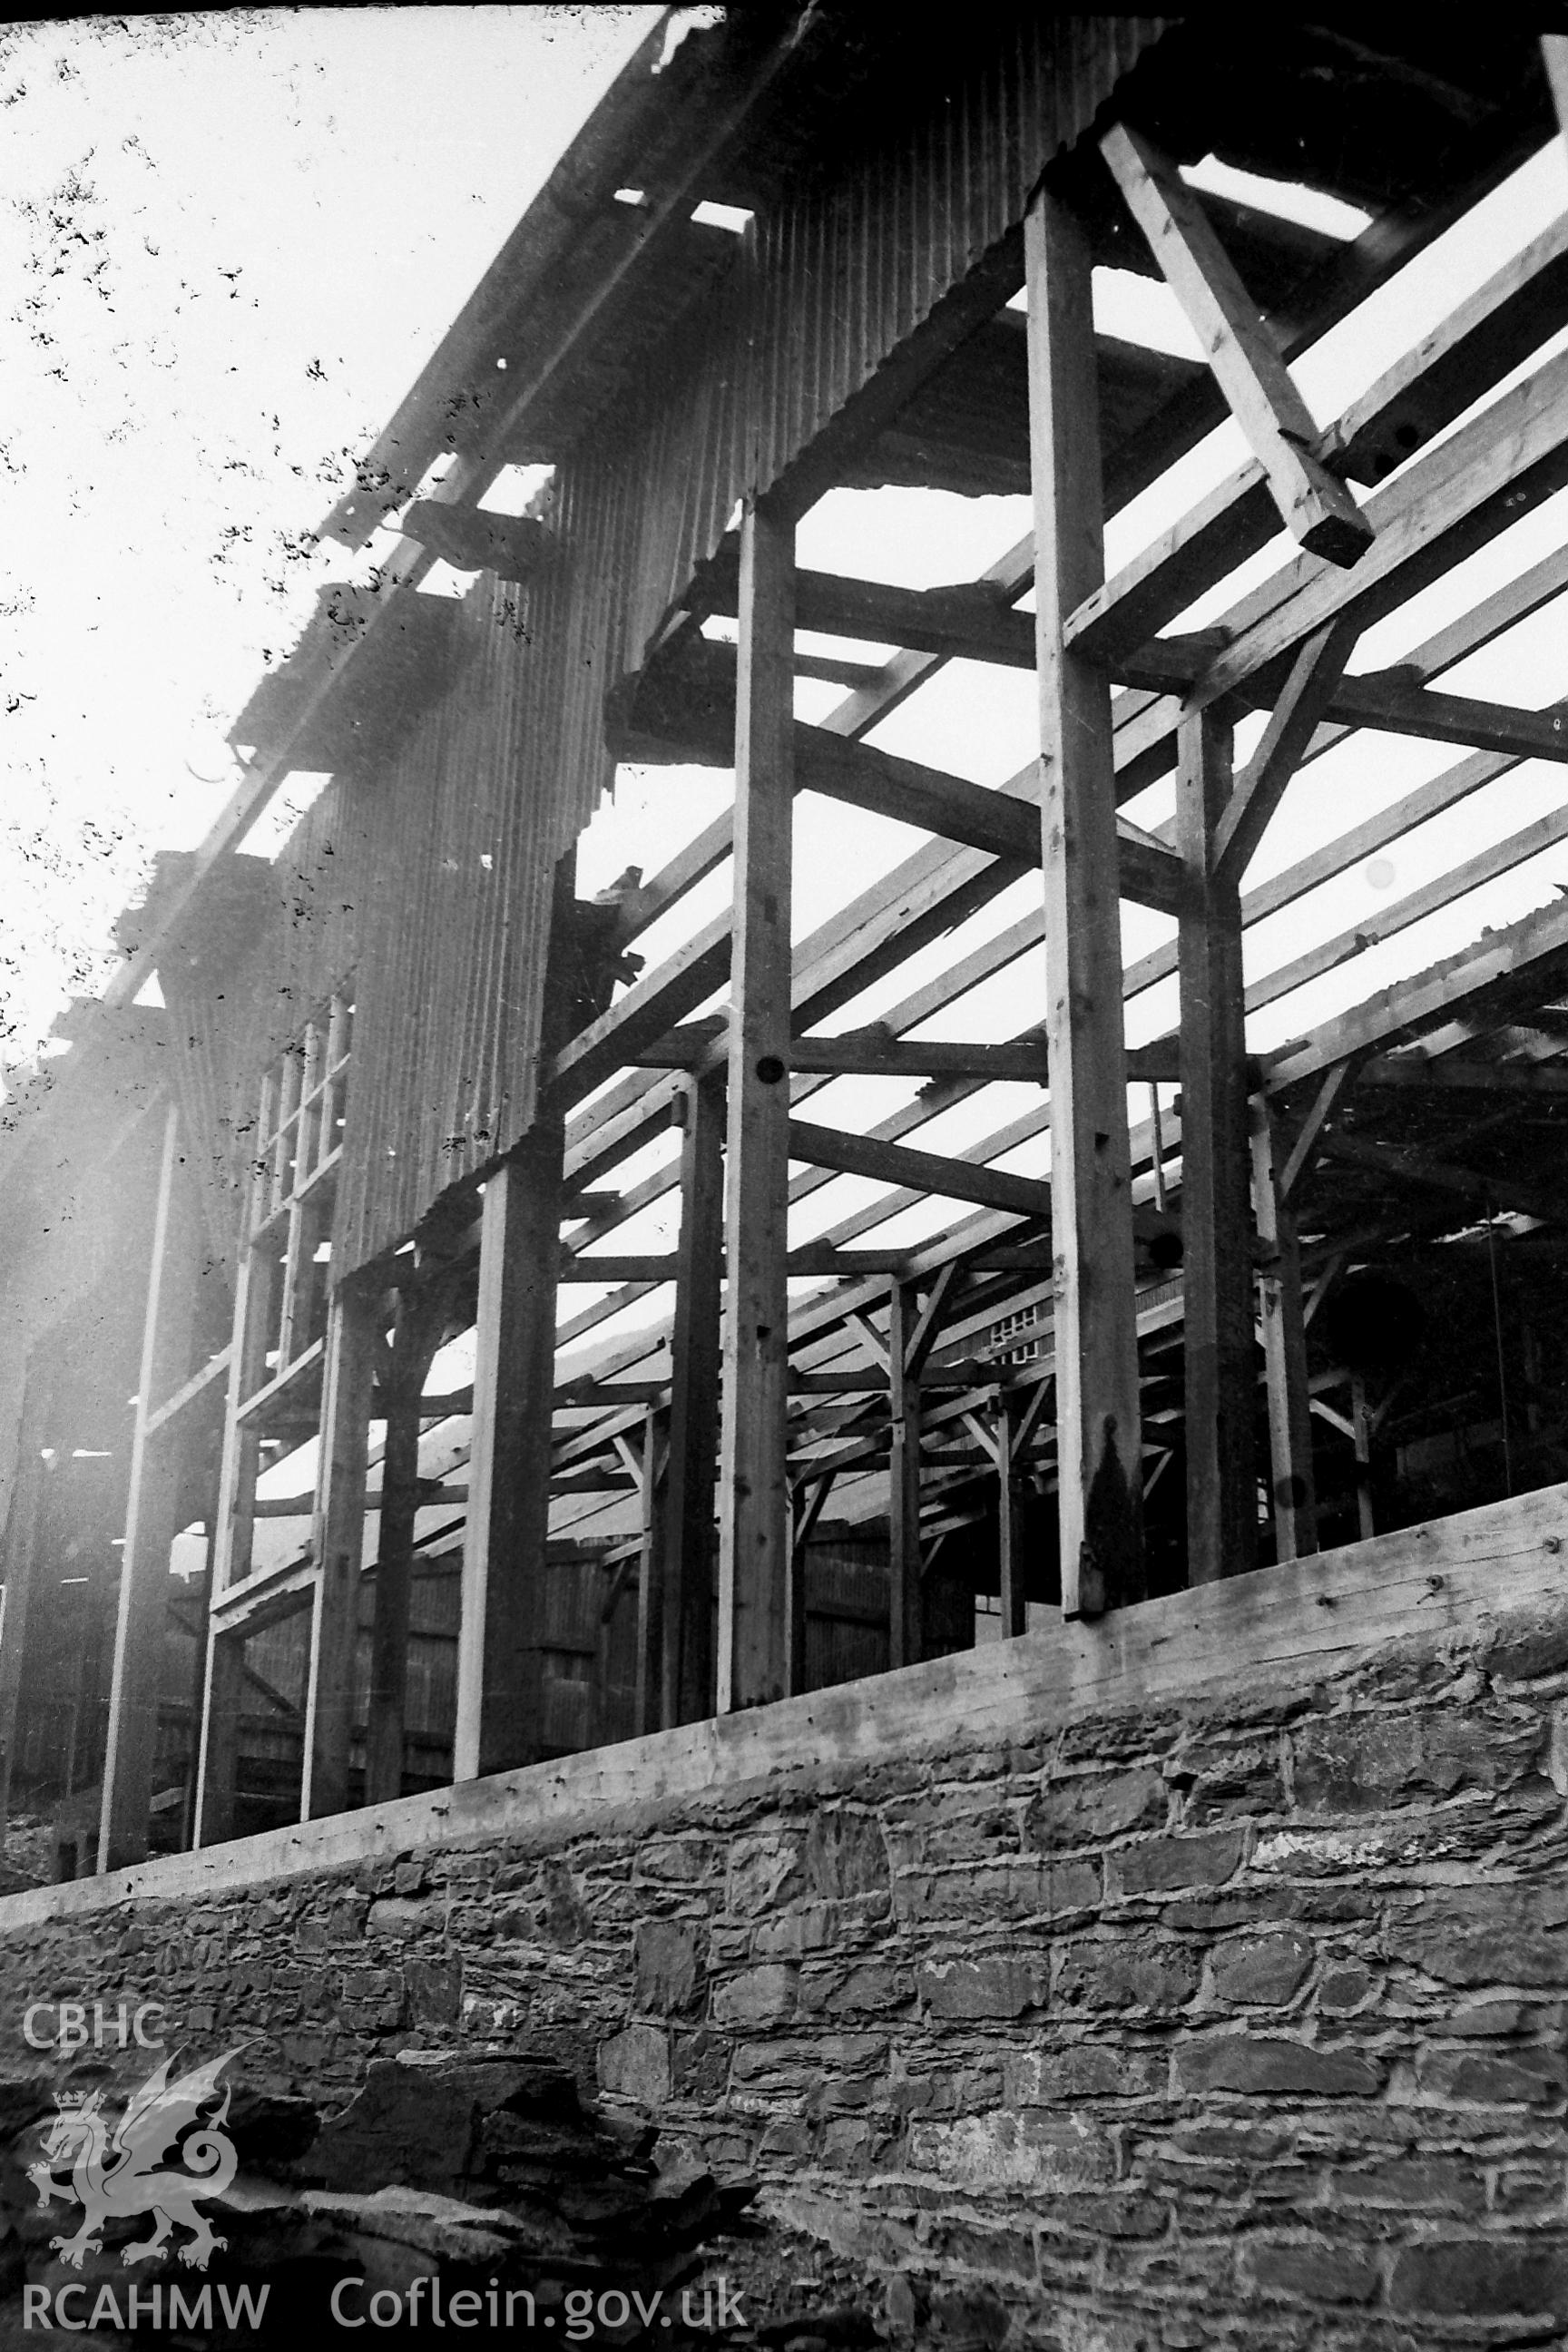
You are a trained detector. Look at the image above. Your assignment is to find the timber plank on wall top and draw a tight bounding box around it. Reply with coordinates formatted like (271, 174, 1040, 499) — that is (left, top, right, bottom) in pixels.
(5, 1478, 1564, 1926)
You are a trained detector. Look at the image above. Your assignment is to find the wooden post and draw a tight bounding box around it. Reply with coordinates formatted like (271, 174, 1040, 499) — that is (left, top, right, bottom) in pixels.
(995, 1391, 1025, 1637)
(1351, 1373, 1377, 1541)
(100, 1105, 201, 1871)
(887, 1281, 924, 1667)
(1024, 184, 1143, 1617)
(300, 1285, 376, 1818)
(193, 1154, 277, 1849)
(1176, 705, 1259, 1584)
(633, 1406, 666, 1738)
(1249, 1093, 1318, 1562)
(192, 1631, 243, 1849)
(0, 1369, 54, 1830)
(717, 497, 796, 1710)
(454, 1117, 564, 1779)
(661, 1072, 724, 1725)
(364, 1322, 426, 1808)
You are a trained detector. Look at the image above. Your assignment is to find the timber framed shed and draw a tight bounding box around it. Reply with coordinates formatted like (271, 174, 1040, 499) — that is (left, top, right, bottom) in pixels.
(7, 13, 1568, 2341)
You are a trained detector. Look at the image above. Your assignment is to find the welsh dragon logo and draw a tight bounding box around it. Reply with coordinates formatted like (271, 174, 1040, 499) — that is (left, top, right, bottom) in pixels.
(28, 2050, 241, 2271)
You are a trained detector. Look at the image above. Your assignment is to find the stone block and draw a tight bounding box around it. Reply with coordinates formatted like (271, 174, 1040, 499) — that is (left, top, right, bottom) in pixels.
(597, 2022, 670, 2108)
(1004, 2044, 1165, 2103)
(1428, 1999, 1528, 2036)
(804, 1808, 889, 1897)
(730, 2032, 884, 2089)
(328, 1896, 368, 1941)
(1024, 1769, 1166, 1851)
(1338, 2154, 1485, 2211)
(1054, 1937, 1199, 2014)
(1179, 1737, 1287, 1823)
(1486, 1622, 1568, 1682)
(365, 1896, 438, 1939)
(534, 1858, 593, 1945)
(907, 2109, 1113, 2192)
(1246, 2241, 1379, 2303)
(633, 1838, 718, 1886)
(404, 1954, 463, 2026)
(750, 1901, 840, 1958)
(671, 2027, 730, 2103)
(1493, 2162, 1566, 2214)
(1044, 2192, 1169, 2240)
(918, 1956, 1044, 2020)
(799, 1962, 907, 2018)
(1416, 2045, 1568, 2106)
(1318, 1965, 1373, 2012)
(1176, 2035, 1383, 2097)
(1293, 1709, 1539, 1814)
(725, 1836, 803, 1917)
(710, 1964, 799, 2025)
(1210, 1932, 1314, 2007)
(1109, 1830, 1244, 1896)
(633, 1918, 702, 2016)
(926, 2218, 1037, 2278)
(1389, 2239, 1568, 2317)
(1385, 1883, 1568, 1988)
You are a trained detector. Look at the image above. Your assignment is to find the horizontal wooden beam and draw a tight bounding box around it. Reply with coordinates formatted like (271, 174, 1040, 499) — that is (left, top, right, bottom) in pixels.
(788, 1118, 1047, 1220)
(1321, 672, 1568, 764)
(631, 1022, 1179, 1084)
(558, 1246, 917, 1283)
(142, 1347, 233, 1438)
(1317, 1131, 1568, 1228)
(698, 560, 1036, 668)
(1358, 1054, 1568, 1097)
(1266, 894, 1568, 1092)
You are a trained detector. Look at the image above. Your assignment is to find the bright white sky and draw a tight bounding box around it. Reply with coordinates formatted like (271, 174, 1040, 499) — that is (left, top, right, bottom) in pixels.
(1, 4, 662, 1072)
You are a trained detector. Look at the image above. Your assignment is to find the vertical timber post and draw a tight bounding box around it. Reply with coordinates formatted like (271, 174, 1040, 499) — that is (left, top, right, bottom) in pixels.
(1024, 184, 1143, 1618)
(995, 1390, 1025, 1637)
(717, 495, 795, 1710)
(300, 1282, 376, 1818)
(887, 1280, 923, 1668)
(633, 1406, 667, 1738)
(454, 1113, 564, 1779)
(100, 1103, 200, 1871)
(0, 1369, 55, 1832)
(662, 1070, 724, 1725)
(1250, 1093, 1318, 1562)
(1176, 706, 1258, 1583)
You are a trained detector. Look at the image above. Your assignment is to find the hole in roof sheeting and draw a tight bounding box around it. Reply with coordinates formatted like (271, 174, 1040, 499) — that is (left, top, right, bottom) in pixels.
(234, 771, 335, 860)
(691, 200, 752, 232)
(1090, 270, 1203, 361)
(416, 560, 468, 600)
(132, 973, 165, 1009)
(656, 5, 724, 72)
(479, 463, 555, 517)
(1180, 154, 1372, 241)
(614, 187, 646, 206)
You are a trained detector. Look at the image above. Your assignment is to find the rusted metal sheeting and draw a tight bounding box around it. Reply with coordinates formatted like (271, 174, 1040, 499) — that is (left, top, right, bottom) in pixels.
(331, 573, 601, 1275)
(597, 15, 1165, 679)
(165, 573, 598, 1279)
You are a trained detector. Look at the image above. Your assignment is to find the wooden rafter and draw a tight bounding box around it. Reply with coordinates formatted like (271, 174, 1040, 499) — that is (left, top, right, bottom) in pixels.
(1099, 120, 1373, 567)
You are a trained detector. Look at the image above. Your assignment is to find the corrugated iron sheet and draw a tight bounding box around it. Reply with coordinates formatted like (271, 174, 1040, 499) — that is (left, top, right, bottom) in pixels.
(555, 15, 1166, 691)
(165, 15, 1165, 1277)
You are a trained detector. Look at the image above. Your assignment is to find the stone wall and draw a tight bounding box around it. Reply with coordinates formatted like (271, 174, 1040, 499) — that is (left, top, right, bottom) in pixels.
(4, 1493, 1568, 2348)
